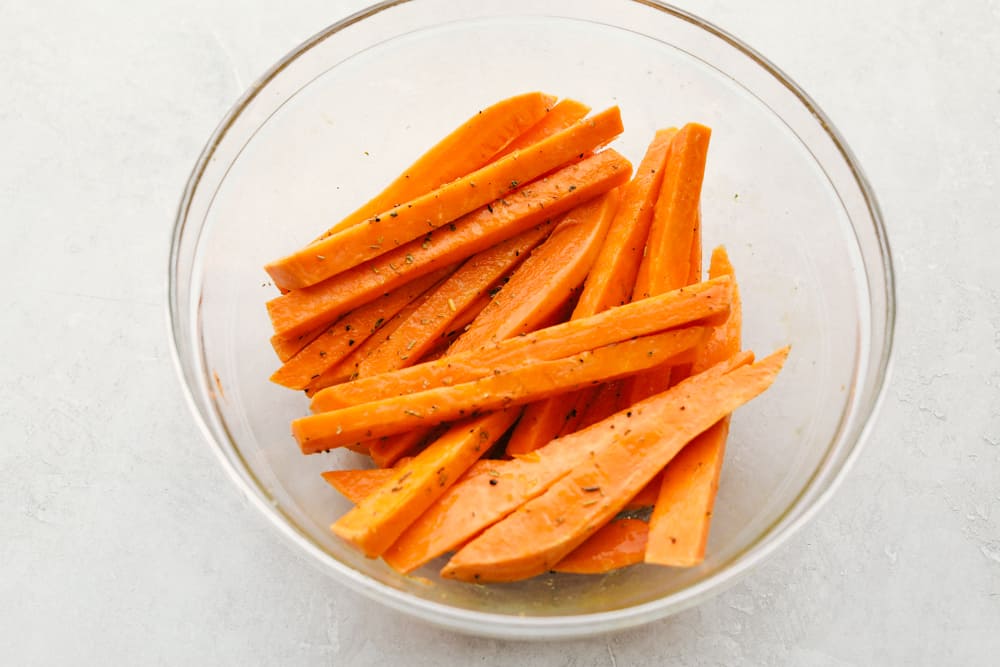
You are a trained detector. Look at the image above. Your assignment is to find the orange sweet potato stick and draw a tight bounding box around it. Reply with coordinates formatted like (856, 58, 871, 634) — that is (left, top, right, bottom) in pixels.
(303, 281, 440, 392)
(645, 245, 742, 566)
(559, 131, 713, 573)
(293, 328, 704, 453)
(447, 188, 621, 353)
(690, 248, 739, 376)
(331, 411, 519, 558)
(626, 123, 712, 404)
(577, 128, 677, 314)
(633, 123, 712, 300)
(353, 226, 547, 377)
(492, 99, 591, 159)
(270, 323, 329, 363)
(322, 460, 659, 512)
(307, 92, 555, 246)
(661, 206, 705, 382)
(366, 427, 444, 470)
(321, 460, 495, 504)
(441, 348, 787, 583)
(265, 149, 632, 339)
(269, 268, 453, 390)
(549, 247, 721, 577)
(309, 277, 732, 413)
(322, 468, 396, 504)
(552, 519, 650, 575)
(506, 129, 675, 455)
(265, 107, 624, 290)
(381, 350, 755, 573)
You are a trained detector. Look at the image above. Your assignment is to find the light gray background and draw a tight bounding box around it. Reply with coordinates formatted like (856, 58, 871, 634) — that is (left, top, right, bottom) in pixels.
(2, 1, 997, 664)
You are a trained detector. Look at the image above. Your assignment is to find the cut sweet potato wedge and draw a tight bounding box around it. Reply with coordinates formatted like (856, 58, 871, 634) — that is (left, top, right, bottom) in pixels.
(448, 188, 620, 353)
(506, 130, 676, 455)
(382, 350, 756, 574)
(441, 348, 787, 582)
(354, 226, 547, 377)
(645, 245, 742, 566)
(265, 107, 624, 290)
(552, 519, 649, 575)
(310, 277, 731, 413)
(331, 411, 520, 557)
(266, 149, 632, 339)
(303, 92, 556, 251)
(293, 328, 704, 453)
(493, 98, 592, 159)
(269, 269, 452, 390)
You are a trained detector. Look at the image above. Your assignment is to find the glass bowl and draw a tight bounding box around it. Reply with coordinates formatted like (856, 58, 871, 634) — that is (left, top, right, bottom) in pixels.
(168, 0, 895, 639)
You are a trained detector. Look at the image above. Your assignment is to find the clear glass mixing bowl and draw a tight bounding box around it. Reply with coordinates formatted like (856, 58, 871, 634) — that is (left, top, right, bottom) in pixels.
(168, 0, 895, 639)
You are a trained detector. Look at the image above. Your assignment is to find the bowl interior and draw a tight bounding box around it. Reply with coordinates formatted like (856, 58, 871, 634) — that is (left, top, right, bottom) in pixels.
(172, 0, 890, 635)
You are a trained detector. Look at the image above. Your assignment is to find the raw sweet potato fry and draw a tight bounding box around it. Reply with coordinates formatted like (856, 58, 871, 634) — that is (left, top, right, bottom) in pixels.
(448, 188, 620, 353)
(266, 149, 631, 339)
(305, 91, 556, 249)
(493, 98, 591, 159)
(382, 350, 756, 573)
(265, 107, 624, 290)
(552, 519, 650, 575)
(321, 460, 494, 504)
(506, 129, 675, 455)
(354, 226, 547, 377)
(309, 278, 730, 413)
(269, 269, 452, 390)
(645, 245, 742, 566)
(293, 328, 704, 453)
(442, 349, 787, 583)
(626, 123, 712, 404)
(331, 411, 520, 558)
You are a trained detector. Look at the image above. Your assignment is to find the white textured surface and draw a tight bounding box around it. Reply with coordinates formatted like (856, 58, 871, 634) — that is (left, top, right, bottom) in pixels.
(1, 0, 997, 664)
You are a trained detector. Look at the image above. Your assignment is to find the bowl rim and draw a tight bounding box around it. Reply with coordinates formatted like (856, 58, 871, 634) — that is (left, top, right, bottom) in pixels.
(167, 0, 896, 639)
